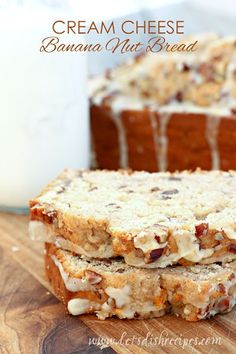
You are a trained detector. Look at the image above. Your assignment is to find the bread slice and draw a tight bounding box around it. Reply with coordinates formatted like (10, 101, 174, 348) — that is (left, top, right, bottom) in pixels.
(45, 243, 236, 321)
(30, 169, 236, 268)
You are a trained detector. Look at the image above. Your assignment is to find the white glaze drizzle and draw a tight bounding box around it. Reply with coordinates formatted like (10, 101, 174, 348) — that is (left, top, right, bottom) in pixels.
(158, 111, 171, 172)
(205, 115, 221, 170)
(148, 110, 159, 171)
(112, 110, 129, 168)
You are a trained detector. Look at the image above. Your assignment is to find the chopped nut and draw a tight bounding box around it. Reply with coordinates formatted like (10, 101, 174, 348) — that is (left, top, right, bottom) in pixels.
(105, 203, 121, 209)
(178, 258, 194, 266)
(88, 186, 98, 192)
(161, 195, 172, 200)
(199, 234, 219, 249)
(57, 186, 66, 194)
(85, 270, 102, 285)
(216, 297, 230, 312)
(118, 185, 127, 189)
(162, 189, 179, 195)
(44, 210, 57, 224)
(229, 244, 236, 254)
(175, 91, 183, 102)
(57, 179, 72, 194)
(218, 283, 226, 294)
(151, 186, 160, 192)
(149, 248, 164, 262)
(182, 63, 190, 72)
(228, 273, 235, 281)
(195, 223, 209, 238)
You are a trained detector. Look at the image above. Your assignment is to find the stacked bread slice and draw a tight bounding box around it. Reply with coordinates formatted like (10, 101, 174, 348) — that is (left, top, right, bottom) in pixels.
(29, 169, 236, 321)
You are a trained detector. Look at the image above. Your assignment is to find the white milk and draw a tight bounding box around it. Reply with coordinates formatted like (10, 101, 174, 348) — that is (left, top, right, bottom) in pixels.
(0, 3, 89, 212)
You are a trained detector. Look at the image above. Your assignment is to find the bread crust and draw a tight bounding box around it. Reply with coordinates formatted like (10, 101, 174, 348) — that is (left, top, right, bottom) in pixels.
(45, 243, 236, 321)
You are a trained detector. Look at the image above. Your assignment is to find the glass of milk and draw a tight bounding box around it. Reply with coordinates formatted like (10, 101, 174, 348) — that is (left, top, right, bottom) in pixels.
(0, 1, 89, 213)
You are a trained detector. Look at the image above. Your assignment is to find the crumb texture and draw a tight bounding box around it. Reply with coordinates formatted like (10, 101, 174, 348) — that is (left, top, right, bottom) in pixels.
(30, 169, 236, 268)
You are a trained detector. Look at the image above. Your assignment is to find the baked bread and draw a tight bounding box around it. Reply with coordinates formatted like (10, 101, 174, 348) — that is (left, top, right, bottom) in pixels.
(45, 243, 236, 321)
(30, 169, 236, 268)
(90, 36, 236, 172)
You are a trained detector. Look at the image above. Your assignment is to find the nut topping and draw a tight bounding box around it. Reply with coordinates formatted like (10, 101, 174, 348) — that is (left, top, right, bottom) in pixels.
(229, 244, 236, 254)
(175, 91, 183, 102)
(162, 189, 179, 195)
(88, 186, 98, 192)
(155, 235, 161, 243)
(228, 273, 235, 281)
(218, 283, 226, 294)
(44, 210, 57, 224)
(149, 248, 164, 262)
(182, 63, 190, 72)
(85, 270, 102, 285)
(150, 186, 160, 192)
(195, 223, 209, 238)
(161, 195, 172, 200)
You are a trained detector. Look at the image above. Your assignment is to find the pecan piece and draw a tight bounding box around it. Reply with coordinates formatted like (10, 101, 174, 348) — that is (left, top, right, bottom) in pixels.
(149, 248, 164, 262)
(85, 270, 102, 285)
(43, 210, 57, 224)
(162, 189, 179, 195)
(218, 283, 226, 294)
(155, 235, 161, 243)
(161, 195, 172, 200)
(175, 91, 183, 102)
(229, 244, 236, 254)
(182, 63, 190, 72)
(195, 223, 208, 238)
(216, 297, 230, 313)
(195, 224, 221, 249)
(228, 273, 236, 281)
(150, 186, 160, 192)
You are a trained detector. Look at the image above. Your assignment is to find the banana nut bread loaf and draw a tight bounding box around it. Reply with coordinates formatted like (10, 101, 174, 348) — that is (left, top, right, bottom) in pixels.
(90, 35, 236, 171)
(45, 243, 236, 321)
(30, 169, 236, 268)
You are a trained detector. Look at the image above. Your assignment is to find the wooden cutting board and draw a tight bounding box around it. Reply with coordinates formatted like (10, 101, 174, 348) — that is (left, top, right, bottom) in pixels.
(0, 212, 235, 354)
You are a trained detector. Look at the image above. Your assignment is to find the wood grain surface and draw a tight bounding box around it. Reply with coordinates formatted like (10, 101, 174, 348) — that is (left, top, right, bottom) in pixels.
(0, 212, 235, 354)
